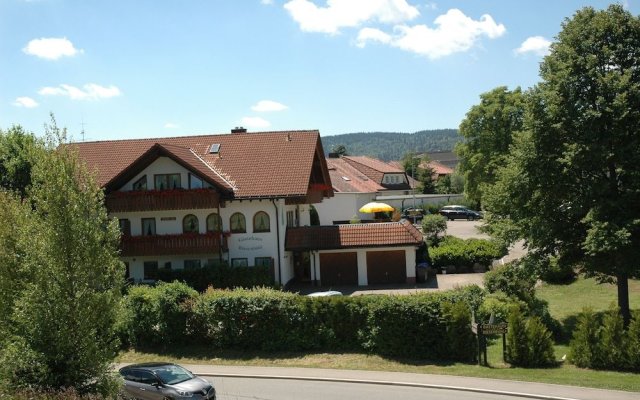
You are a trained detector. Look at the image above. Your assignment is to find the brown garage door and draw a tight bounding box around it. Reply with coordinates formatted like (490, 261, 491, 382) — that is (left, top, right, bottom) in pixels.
(319, 252, 358, 286)
(366, 250, 406, 284)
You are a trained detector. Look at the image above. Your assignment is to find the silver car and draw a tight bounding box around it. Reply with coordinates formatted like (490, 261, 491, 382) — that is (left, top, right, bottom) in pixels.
(119, 363, 216, 400)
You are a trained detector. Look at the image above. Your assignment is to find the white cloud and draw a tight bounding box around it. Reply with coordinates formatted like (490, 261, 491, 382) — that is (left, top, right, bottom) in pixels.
(251, 100, 289, 112)
(515, 36, 551, 56)
(13, 97, 39, 108)
(357, 9, 506, 59)
(356, 28, 391, 48)
(164, 122, 180, 129)
(241, 116, 271, 128)
(23, 37, 82, 60)
(284, 0, 419, 34)
(38, 83, 121, 101)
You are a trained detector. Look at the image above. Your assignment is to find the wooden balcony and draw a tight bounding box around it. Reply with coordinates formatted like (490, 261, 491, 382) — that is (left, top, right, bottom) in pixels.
(106, 189, 220, 213)
(120, 233, 227, 257)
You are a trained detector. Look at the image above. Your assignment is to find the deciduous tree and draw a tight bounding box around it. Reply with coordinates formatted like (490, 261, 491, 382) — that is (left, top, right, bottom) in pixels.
(456, 86, 525, 206)
(0, 120, 124, 395)
(485, 5, 640, 325)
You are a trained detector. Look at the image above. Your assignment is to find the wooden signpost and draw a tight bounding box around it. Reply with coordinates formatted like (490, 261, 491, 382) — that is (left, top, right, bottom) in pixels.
(471, 322, 508, 366)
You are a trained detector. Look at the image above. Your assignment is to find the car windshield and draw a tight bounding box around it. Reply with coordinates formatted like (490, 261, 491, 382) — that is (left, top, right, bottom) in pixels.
(151, 365, 194, 385)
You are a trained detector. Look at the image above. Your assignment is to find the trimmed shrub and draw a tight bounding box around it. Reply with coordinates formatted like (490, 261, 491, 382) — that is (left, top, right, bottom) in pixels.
(430, 236, 506, 272)
(121, 285, 487, 362)
(569, 308, 600, 369)
(442, 301, 477, 362)
(539, 257, 576, 284)
(155, 263, 273, 291)
(118, 281, 197, 347)
(628, 312, 640, 370)
(526, 316, 556, 367)
(506, 306, 529, 366)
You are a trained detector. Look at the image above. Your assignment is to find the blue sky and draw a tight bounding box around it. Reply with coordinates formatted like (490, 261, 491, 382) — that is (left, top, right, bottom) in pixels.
(1, 0, 635, 141)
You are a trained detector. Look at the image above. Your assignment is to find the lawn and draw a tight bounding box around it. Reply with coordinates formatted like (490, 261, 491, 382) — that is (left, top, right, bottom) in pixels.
(118, 277, 640, 393)
(537, 276, 640, 321)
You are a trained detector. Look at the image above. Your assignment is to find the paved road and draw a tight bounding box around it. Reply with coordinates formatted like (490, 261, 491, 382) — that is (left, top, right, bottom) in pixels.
(175, 365, 637, 400)
(211, 376, 536, 400)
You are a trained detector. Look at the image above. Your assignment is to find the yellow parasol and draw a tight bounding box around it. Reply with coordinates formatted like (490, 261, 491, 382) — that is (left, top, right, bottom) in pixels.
(358, 202, 395, 213)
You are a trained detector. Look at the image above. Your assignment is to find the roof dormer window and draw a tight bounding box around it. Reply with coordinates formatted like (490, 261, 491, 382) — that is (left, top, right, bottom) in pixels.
(209, 143, 221, 154)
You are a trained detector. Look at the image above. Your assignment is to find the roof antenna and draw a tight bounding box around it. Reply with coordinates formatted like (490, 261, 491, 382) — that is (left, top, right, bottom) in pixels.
(80, 117, 88, 141)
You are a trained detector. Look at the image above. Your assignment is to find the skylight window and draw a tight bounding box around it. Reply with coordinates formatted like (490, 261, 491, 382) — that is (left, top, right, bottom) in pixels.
(209, 143, 221, 154)
(342, 176, 351, 181)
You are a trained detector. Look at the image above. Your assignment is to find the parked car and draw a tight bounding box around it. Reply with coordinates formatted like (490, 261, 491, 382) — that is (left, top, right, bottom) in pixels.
(307, 290, 343, 297)
(439, 205, 482, 220)
(401, 208, 426, 222)
(119, 362, 216, 399)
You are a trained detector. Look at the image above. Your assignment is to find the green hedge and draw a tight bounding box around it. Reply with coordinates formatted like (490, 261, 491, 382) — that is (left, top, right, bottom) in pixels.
(429, 237, 506, 271)
(119, 283, 484, 362)
(153, 263, 273, 291)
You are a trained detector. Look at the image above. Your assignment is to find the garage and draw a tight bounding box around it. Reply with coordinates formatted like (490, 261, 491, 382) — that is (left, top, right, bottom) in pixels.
(366, 250, 406, 284)
(319, 252, 358, 286)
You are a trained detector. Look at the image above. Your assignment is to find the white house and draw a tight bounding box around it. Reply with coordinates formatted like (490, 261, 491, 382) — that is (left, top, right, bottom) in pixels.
(75, 129, 424, 288)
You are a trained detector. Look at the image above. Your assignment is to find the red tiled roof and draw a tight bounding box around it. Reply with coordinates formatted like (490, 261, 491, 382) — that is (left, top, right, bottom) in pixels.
(423, 160, 454, 175)
(73, 130, 332, 199)
(326, 157, 384, 193)
(341, 155, 404, 183)
(285, 220, 423, 251)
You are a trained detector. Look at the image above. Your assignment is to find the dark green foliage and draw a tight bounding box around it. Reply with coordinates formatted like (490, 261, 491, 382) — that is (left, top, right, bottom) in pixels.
(483, 4, 640, 325)
(539, 257, 576, 284)
(0, 120, 123, 397)
(457, 86, 525, 206)
(320, 129, 460, 161)
(569, 308, 640, 371)
(506, 307, 555, 367)
(478, 292, 525, 324)
(568, 309, 600, 369)
(154, 262, 273, 291)
(421, 214, 447, 247)
(0, 125, 42, 197)
(429, 236, 506, 271)
(628, 313, 640, 370)
(484, 260, 536, 304)
(443, 302, 477, 362)
(121, 285, 485, 362)
(506, 306, 529, 366)
(119, 282, 197, 347)
(526, 317, 556, 367)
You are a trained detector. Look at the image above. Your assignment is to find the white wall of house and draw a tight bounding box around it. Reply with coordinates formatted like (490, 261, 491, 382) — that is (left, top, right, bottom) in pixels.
(314, 192, 377, 224)
(123, 255, 220, 282)
(310, 246, 417, 286)
(111, 156, 316, 286)
(122, 157, 215, 191)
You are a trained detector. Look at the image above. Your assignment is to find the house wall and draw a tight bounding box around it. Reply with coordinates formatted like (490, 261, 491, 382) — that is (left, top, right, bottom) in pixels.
(310, 246, 417, 286)
(314, 192, 377, 224)
(122, 157, 214, 191)
(110, 157, 314, 286)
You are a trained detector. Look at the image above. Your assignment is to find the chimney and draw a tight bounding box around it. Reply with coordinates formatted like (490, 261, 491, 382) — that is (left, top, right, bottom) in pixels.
(231, 126, 247, 134)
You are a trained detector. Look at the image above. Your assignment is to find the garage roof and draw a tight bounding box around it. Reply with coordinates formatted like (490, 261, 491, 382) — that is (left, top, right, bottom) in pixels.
(285, 220, 423, 251)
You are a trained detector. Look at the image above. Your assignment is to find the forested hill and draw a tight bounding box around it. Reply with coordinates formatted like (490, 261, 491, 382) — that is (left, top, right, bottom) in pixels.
(320, 129, 461, 161)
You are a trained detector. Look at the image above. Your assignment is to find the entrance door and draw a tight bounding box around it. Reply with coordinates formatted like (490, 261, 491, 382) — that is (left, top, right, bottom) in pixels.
(294, 251, 311, 282)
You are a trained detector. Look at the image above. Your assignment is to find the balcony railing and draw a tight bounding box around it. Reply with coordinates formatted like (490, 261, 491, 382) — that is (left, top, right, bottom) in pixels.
(106, 189, 220, 213)
(121, 233, 227, 257)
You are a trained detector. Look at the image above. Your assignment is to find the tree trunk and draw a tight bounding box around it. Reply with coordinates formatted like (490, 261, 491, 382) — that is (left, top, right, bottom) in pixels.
(616, 272, 631, 328)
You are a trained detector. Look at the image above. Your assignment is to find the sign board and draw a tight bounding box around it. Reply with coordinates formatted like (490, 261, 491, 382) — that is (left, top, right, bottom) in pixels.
(472, 323, 507, 335)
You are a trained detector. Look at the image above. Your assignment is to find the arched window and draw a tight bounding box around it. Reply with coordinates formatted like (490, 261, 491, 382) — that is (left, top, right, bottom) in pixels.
(183, 214, 199, 234)
(230, 212, 246, 233)
(253, 211, 270, 233)
(206, 213, 222, 232)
